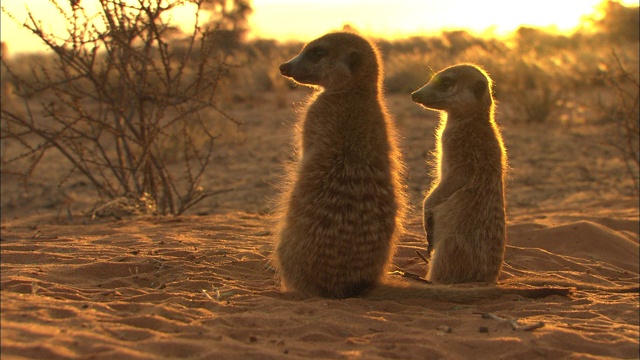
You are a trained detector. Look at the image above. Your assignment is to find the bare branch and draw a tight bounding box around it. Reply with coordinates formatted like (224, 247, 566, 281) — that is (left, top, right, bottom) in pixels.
(1, 0, 249, 216)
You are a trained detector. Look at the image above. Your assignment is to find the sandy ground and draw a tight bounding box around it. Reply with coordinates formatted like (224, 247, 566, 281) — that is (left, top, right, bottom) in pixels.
(1, 91, 639, 359)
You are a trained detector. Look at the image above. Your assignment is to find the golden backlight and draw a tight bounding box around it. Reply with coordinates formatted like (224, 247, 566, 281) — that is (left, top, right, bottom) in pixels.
(250, 0, 634, 40)
(0, 0, 636, 54)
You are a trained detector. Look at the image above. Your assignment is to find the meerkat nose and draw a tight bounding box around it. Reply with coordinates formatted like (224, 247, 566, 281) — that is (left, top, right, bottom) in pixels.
(410, 91, 420, 102)
(279, 62, 291, 76)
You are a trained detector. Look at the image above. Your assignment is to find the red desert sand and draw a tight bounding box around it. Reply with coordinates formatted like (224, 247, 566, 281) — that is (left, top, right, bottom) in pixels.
(1, 92, 639, 359)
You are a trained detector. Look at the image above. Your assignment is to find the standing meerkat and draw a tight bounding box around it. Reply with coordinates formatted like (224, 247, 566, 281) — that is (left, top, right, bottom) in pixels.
(274, 33, 570, 301)
(409, 65, 640, 294)
(411, 64, 507, 284)
(274, 31, 408, 299)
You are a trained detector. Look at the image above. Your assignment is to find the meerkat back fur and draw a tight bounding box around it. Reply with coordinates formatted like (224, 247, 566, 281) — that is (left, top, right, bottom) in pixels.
(274, 31, 408, 299)
(412, 64, 507, 284)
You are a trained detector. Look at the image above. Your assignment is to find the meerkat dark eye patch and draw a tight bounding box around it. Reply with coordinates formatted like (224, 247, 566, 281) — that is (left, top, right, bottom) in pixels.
(436, 77, 454, 92)
(305, 46, 326, 63)
(473, 79, 487, 100)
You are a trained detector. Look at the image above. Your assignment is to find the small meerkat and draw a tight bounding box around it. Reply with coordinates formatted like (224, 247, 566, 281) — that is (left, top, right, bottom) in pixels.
(412, 64, 507, 284)
(273, 31, 408, 299)
(272, 33, 571, 302)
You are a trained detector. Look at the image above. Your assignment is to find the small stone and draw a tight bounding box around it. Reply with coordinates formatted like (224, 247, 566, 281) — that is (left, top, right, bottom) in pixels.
(479, 326, 489, 333)
(437, 325, 452, 333)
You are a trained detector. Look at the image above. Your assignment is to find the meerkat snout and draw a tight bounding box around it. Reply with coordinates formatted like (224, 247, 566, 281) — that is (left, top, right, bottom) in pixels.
(411, 88, 432, 105)
(279, 62, 292, 76)
(411, 74, 457, 110)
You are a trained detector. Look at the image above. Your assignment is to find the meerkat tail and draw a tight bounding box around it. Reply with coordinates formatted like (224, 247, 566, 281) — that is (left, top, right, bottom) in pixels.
(503, 277, 640, 293)
(365, 279, 572, 303)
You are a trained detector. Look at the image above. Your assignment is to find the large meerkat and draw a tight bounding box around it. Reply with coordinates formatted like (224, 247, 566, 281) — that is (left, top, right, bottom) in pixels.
(274, 33, 570, 302)
(274, 31, 408, 299)
(412, 64, 507, 284)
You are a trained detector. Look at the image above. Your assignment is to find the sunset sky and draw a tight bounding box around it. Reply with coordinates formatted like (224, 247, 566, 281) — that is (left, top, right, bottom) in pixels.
(0, 0, 636, 54)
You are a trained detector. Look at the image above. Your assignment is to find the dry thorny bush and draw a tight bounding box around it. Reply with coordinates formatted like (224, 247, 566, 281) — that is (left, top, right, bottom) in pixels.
(598, 51, 640, 195)
(1, 0, 251, 215)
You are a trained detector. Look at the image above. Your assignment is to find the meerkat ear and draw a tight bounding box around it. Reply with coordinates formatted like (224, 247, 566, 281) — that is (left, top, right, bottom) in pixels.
(473, 80, 487, 100)
(344, 50, 361, 72)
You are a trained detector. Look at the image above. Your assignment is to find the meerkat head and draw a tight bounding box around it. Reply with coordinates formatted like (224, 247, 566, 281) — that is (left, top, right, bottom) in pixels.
(279, 31, 381, 93)
(411, 64, 493, 117)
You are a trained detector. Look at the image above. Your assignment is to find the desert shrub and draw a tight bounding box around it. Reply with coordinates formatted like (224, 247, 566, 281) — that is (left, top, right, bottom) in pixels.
(513, 27, 574, 55)
(587, 0, 640, 42)
(0, 42, 14, 108)
(499, 54, 567, 124)
(383, 51, 439, 94)
(380, 36, 458, 93)
(440, 30, 486, 56)
(597, 50, 640, 194)
(221, 39, 299, 106)
(1, 0, 251, 215)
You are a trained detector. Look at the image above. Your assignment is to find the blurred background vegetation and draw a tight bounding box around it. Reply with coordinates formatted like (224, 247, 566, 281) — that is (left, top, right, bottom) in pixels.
(1, 0, 638, 217)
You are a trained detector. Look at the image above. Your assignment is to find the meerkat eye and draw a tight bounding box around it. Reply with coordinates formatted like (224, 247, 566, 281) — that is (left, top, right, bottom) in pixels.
(438, 77, 454, 91)
(307, 47, 326, 63)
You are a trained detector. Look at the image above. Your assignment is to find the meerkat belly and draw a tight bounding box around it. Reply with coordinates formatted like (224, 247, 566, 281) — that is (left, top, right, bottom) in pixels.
(428, 182, 505, 283)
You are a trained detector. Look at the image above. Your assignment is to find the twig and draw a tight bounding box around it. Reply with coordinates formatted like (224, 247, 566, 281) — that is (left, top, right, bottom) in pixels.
(202, 289, 213, 300)
(389, 270, 432, 284)
(203, 286, 222, 301)
(474, 312, 545, 331)
(416, 250, 430, 265)
(149, 258, 171, 272)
